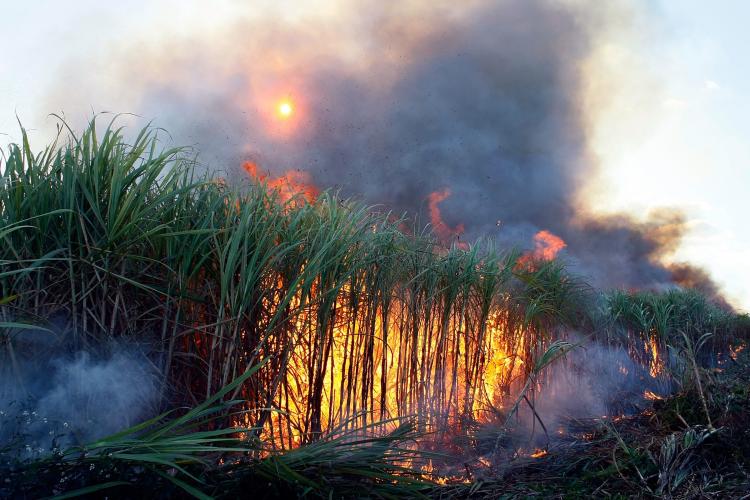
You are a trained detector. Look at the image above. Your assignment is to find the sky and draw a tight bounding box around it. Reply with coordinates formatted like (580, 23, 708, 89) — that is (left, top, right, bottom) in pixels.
(585, 1, 750, 310)
(1, 0, 748, 311)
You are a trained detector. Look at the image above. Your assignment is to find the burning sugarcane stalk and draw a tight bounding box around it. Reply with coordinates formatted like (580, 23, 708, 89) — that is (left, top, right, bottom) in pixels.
(1, 120, 748, 498)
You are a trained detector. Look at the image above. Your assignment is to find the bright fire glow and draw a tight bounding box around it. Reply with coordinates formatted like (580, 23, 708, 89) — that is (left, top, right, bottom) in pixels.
(242, 161, 318, 203)
(228, 166, 671, 452)
(517, 229, 567, 269)
(427, 188, 467, 248)
(646, 336, 664, 378)
(643, 390, 663, 401)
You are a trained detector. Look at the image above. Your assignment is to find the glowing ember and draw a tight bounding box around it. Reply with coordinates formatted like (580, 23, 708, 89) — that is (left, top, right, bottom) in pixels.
(530, 449, 548, 458)
(644, 390, 663, 401)
(730, 343, 746, 360)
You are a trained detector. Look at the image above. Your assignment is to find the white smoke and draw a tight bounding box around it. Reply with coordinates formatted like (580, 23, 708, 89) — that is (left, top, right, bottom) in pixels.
(0, 346, 160, 459)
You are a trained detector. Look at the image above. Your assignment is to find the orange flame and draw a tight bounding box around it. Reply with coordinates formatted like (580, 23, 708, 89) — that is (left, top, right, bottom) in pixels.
(643, 390, 663, 401)
(646, 336, 664, 378)
(427, 188, 466, 247)
(212, 180, 666, 460)
(518, 230, 566, 268)
(242, 161, 319, 203)
(730, 343, 745, 361)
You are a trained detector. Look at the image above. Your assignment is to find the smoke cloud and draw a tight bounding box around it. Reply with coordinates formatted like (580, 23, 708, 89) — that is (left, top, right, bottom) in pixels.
(43, 0, 724, 298)
(531, 340, 671, 423)
(0, 346, 160, 457)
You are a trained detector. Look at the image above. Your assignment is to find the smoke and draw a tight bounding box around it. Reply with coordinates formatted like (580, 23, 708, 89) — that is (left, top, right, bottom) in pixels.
(42, 0, 725, 299)
(486, 337, 674, 459)
(533, 340, 670, 419)
(0, 346, 160, 458)
(426, 337, 674, 470)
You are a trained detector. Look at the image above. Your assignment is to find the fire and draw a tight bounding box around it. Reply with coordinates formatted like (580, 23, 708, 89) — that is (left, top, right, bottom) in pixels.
(216, 175, 667, 459)
(643, 390, 663, 401)
(646, 336, 664, 378)
(434, 475, 470, 485)
(427, 188, 466, 247)
(242, 161, 318, 203)
(228, 278, 541, 448)
(518, 230, 566, 268)
(219, 257, 678, 458)
(532, 230, 567, 261)
(730, 343, 745, 361)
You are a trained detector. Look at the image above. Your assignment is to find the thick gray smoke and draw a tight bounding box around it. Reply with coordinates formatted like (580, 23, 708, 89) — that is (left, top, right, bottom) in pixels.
(48, 0, 723, 298)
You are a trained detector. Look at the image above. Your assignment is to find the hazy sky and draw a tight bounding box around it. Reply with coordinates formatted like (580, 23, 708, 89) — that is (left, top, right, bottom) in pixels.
(1, 1, 748, 310)
(587, 1, 750, 310)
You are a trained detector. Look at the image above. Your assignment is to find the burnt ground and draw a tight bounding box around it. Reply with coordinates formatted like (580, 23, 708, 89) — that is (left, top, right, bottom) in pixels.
(432, 350, 750, 499)
(2, 352, 749, 499)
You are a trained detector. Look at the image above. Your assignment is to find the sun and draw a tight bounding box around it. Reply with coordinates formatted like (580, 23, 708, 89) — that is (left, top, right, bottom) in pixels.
(277, 100, 293, 118)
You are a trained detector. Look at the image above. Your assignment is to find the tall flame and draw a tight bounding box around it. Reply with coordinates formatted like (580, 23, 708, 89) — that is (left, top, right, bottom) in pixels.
(221, 170, 672, 454)
(427, 188, 466, 246)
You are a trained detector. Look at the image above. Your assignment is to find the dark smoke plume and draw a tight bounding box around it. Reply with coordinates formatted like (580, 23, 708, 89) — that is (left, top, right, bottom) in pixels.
(45, 0, 724, 298)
